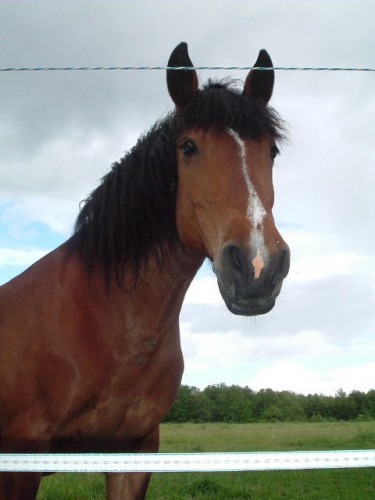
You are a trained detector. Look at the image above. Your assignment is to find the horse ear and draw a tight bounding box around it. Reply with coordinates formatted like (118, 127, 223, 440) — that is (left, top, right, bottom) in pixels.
(167, 42, 199, 109)
(243, 49, 274, 105)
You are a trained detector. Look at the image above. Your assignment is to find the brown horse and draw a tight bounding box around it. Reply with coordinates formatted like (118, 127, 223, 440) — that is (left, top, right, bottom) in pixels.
(0, 43, 290, 499)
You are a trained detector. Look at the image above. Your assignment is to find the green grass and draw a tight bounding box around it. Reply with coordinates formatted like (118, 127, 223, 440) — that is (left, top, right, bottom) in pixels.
(37, 422, 375, 499)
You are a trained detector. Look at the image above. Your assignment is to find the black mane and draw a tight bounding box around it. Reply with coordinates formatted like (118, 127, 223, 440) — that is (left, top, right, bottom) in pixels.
(178, 80, 285, 140)
(69, 80, 286, 287)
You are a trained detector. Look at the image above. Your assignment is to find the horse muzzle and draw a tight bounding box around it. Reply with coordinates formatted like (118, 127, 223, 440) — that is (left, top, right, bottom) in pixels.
(214, 241, 290, 316)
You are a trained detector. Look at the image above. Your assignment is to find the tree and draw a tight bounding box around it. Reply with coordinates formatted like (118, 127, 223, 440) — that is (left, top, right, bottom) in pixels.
(165, 384, 375, 423)
(203, 384, 255, 422)
(329, 389, 357, 420)
(165, 385, 212, 422)
(253, 389, 278, 420)
(262, 404, 283, 422)
(276, 391, 305, 421)
(365, 390, 375, 418)
(302, 394, 331, 421)
(349, 390, 367, 417)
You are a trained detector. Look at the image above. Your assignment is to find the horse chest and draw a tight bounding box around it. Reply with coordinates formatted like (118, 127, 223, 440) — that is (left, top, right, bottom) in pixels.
(59, 339, 183, 446)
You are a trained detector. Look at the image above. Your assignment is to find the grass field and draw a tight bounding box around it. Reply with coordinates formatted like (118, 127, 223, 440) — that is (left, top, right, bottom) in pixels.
(37, 421, 375, 499)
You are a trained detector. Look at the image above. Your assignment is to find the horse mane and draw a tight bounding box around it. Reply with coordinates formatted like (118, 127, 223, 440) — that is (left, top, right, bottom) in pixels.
(69, 114, 179, 288)
(178, 79, 286, 140)
(69, 80, 286, 288)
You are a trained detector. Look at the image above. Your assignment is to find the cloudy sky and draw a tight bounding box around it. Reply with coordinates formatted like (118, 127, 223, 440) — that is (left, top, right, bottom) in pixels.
(1, 1, 374, 395)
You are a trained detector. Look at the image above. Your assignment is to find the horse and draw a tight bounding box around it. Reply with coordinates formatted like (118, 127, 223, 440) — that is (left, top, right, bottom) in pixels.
(0, 42, 290, 499)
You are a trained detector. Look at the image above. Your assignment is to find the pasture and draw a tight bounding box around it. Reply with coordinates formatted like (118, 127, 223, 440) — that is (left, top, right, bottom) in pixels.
(38, 421, 375, 498)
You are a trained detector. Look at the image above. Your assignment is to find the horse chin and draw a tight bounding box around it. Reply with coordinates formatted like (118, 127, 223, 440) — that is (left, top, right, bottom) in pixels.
(225, 296, 276, 316)
(217, 279, 283, 317)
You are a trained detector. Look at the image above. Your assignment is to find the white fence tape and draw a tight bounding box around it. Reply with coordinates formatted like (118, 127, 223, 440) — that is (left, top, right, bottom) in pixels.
(1, 450, 374, 473)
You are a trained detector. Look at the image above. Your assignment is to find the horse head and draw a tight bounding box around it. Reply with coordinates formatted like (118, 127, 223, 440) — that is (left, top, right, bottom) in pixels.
(167, 42, 290, 316)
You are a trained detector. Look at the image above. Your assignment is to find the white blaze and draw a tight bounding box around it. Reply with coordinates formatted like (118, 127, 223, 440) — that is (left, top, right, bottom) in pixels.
(227, 128, 268, 278)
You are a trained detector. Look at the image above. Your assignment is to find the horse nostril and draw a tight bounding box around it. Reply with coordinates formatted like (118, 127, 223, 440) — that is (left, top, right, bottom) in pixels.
(223, 244, 245, 276)
(272, 248, 290, 284)
(281, 248, 291, 274)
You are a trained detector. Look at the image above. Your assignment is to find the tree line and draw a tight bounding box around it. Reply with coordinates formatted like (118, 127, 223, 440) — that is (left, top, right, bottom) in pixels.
(164, 384, 375, 423)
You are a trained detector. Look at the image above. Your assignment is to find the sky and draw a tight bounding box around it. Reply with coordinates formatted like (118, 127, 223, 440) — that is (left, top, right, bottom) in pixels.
(1, 0, 374, 396)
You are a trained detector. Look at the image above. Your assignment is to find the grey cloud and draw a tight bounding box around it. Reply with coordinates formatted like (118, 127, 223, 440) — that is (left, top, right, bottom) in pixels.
(181, 271, 375, 350)
(1, 0, 374, 394)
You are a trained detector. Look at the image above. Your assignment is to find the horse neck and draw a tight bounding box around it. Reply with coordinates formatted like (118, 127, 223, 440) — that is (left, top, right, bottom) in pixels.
(76, 243, 204, 335)
(120, 246, 203, 308)
(131, 249, 203, 330)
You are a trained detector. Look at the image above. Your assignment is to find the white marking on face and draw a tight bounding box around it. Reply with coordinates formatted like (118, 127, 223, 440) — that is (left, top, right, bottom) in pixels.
(227, 128, 268, 278)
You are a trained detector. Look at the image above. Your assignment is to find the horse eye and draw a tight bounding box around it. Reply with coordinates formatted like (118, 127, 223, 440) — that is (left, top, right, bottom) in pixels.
(270, 144, 279, 161)
(180, 140, 197, 157)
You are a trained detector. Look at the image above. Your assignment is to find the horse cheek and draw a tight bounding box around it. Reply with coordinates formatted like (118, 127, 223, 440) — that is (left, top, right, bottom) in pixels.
(175, 190, 203, 254)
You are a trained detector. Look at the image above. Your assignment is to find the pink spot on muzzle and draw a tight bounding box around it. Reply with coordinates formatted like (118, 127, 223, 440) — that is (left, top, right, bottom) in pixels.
(251, 249, 265, 279)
